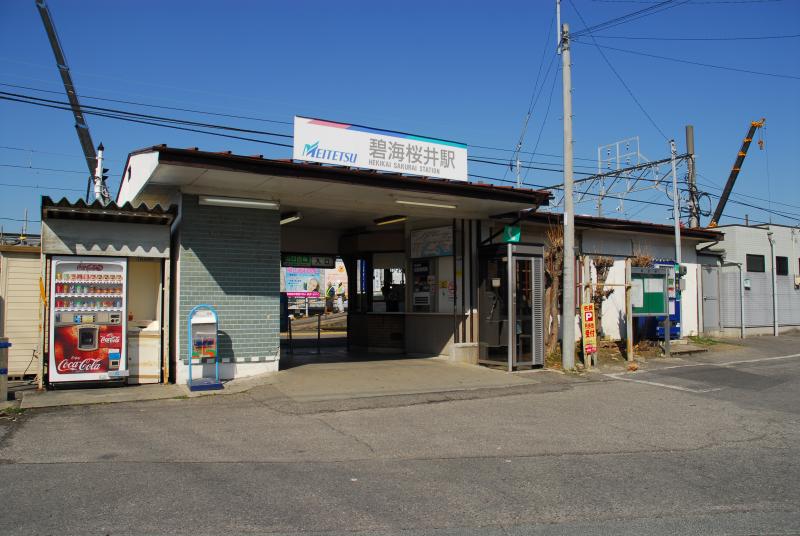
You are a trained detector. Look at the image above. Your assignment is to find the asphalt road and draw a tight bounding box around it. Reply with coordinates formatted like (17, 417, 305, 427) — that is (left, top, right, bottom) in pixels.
(1, 335, 799, 535)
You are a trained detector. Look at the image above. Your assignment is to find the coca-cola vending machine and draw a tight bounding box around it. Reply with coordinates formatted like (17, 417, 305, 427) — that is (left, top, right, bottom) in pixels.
(49, 256, 128, 384)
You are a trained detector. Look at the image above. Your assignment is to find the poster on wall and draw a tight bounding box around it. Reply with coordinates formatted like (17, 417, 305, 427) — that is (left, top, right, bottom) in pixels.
(410, 226, 453, 258)
(324, 259, 348, 296)
(284, 267, 323, 297)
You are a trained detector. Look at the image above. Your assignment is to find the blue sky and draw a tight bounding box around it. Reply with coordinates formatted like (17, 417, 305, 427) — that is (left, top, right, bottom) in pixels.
(1, 0, 798, 233)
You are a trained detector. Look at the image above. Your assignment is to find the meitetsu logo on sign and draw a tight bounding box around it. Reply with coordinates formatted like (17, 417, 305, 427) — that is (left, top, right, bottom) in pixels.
(293, 116, 468, 182)
(302, 141, 358, 164)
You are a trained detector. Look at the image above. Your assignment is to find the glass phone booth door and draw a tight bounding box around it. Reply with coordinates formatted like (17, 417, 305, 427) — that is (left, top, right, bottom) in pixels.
(478, 243, 544, 371)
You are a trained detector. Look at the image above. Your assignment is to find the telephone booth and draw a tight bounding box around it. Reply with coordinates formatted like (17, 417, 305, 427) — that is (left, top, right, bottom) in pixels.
(478, 243, 545, 371)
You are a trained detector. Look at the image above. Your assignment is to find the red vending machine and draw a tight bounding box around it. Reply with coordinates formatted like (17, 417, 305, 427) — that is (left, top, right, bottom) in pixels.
(49, 256, 128, 384)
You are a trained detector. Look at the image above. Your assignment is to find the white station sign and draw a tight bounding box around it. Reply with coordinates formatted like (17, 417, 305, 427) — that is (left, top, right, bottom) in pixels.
(293, 116, 468, 182)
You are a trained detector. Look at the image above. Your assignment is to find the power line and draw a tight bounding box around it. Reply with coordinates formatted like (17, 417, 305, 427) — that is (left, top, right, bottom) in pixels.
(704, 190, 800, 221)
(572, 40, 800, 80)
(0, 181, 83, 192)
(469, 144, 598, 163)
(0, 216, 41, 223)
(507, 12, 557, 181)
(572, 0, 689, 37)
(0, 90, 293, 139)
(590, 32, 800, 41)
(471, 152, 598, 171)
(568, 0, 671, 140)
(0, 81, 293, 126)
(0, 91, 599, 178)
(591, 0, 789, 4)
(1, 83, 605, 168)
(0, 94, 295, 149)
(696, 173, 800, 211)
(0, 163, 119, 176)
(523, 62, 561, 182)
(0, 144, 122, 163)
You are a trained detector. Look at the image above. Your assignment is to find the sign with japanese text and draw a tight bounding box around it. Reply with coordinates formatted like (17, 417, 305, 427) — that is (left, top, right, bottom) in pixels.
(581, 303, 597, 355)
(293, 116, 468, 181)
(281, 253, 335, 269)
(284, 267, 323, 297)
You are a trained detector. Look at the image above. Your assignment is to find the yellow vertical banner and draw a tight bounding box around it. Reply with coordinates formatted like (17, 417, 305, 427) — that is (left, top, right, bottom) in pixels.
(581, 303, 597, 355)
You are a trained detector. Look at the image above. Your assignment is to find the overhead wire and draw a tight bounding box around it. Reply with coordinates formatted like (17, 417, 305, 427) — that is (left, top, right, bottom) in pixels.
(0, 94, 294, 149)
(0, 90, 293, 139)
(589, 32, 800, 41)
(695, 173, 800, 211)
(571, 40, 800, 80)
(0, 81, 293, 126)
(523, 61, 561, 182)
(507, 11, 557, 180)
(572, 0, 689, 37)
(0, 163, 119, 175)
(567, 0, 671, 141)
(0, 181, 83, 192)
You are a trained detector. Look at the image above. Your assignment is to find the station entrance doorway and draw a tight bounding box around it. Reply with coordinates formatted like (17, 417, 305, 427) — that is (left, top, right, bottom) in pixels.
(478, 243, 545, 371)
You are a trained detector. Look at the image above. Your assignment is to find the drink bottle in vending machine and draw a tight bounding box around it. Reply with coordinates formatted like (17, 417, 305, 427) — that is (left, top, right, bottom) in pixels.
(49, 256, 129, 384)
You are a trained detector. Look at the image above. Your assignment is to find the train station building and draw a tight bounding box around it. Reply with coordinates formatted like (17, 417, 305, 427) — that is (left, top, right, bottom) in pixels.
(116, 143, 554, 383)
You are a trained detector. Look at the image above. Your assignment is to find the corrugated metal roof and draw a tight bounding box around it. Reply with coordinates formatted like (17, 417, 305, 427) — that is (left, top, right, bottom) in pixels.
(41, 196, 177, 225)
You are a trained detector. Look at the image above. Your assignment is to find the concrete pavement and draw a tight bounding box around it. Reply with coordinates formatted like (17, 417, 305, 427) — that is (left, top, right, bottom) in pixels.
(15, 353, 546, 409)
(1, 334, 798, 534)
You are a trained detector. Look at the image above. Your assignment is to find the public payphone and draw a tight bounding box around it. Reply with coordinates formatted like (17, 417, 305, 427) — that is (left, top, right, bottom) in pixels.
(478, 243, 545, 371)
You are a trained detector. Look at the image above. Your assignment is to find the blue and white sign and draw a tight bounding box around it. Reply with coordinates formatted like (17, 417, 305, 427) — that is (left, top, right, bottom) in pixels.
(293, 116, 468, 182)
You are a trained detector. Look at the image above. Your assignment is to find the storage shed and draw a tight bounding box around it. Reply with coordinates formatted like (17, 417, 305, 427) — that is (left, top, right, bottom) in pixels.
(0, 243, 42, 378)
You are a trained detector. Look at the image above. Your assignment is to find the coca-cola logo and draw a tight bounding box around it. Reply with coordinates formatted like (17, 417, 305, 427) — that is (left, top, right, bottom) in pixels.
(57, 357, 104, 373)
(76, 263, 104, 271)
(100, 334, 121, 344)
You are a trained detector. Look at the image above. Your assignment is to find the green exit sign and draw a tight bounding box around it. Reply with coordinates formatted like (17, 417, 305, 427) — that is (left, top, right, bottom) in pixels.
(503, 225, 521, 243)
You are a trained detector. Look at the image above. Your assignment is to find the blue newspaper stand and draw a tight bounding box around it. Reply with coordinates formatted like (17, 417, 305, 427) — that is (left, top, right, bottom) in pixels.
(187, 305, 223, 391)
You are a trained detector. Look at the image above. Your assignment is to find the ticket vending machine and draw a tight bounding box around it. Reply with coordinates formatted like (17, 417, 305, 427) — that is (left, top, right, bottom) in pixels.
(49, 256, 128, 385)
(187, 305, 223, 391)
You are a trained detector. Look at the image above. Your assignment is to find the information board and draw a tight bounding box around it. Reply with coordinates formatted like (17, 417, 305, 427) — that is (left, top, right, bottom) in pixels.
(410, 226, 453, 258)
(631, 267, 668, 317)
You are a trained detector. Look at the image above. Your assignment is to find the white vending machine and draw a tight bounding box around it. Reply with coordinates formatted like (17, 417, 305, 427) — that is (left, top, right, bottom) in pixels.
(49, 256, 128, 384)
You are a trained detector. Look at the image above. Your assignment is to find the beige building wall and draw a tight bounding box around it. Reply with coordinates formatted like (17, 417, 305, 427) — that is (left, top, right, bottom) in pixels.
(0, 248, 42, 376)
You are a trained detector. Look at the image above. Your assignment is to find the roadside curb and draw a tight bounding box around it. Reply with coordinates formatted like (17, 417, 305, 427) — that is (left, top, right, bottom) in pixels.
(18, 371, 279, 410)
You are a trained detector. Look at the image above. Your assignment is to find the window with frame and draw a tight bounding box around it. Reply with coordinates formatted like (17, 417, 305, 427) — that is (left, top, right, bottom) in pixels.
(746, 254, 765, 273)
(776, 256, 788, 276)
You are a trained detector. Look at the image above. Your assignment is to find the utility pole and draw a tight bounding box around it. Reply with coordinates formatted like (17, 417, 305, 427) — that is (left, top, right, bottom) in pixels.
(670, 140, 682, 264)
(560, 22, 576, 371)
(685, 125, 699, 228)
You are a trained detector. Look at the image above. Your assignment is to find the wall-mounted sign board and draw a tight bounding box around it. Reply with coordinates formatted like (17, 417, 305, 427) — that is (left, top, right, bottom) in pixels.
(410, 226, 453, 258)
(631, 267, 669, 317)
(281, 253, 335, 269)
(293, 116, 468, 182)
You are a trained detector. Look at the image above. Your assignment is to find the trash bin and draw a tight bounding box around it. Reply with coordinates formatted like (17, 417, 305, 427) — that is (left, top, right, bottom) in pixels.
(0, 338, 10, 403)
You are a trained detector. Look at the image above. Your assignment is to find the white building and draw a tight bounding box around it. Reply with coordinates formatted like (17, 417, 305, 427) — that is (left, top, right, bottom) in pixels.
(698, 224, 800, 336)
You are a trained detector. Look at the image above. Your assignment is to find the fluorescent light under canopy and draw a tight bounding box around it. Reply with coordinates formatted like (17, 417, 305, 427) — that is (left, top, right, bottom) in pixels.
(199, 195, 279, 210)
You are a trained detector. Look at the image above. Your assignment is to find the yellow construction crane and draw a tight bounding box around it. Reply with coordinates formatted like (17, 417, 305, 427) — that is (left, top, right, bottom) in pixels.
(708, 118, 765, 227)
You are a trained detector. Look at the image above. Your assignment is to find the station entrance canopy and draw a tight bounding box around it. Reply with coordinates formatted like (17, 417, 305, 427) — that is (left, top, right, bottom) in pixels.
(116, 146, 550, 221)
